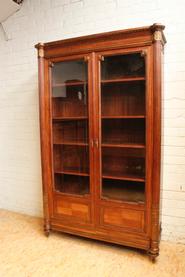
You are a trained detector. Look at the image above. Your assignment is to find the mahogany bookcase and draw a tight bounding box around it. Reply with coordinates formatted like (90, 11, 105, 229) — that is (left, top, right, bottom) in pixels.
(35, 23, 166, 261)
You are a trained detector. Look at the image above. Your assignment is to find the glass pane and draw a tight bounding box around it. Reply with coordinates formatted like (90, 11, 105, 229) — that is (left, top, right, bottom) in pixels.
(52, 60, 87, 118)
(102, 147, 145, 180)
(101, 53, 146, 203)
(52, 60, 87, 84)
(102, 179, 145, 202)
(102, 118, 145, 145)
(102, 53, 145, 80)
(54, 174, 89, 196)
(101, 82, 145, 117)
(53, 120, 88, 145)
(51, 59, 90, 196)
(53, 145, 89, 174)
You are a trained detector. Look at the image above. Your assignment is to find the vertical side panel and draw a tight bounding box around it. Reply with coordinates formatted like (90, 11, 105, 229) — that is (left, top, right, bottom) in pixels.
(37, 47, 53, 234)
(150, 35, 163, 258)
(144, 46, 153, 237)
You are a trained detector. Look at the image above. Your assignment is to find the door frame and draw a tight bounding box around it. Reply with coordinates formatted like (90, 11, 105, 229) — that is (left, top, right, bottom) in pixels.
(93, 46, 153, 236)
(47, 53, 96, 225)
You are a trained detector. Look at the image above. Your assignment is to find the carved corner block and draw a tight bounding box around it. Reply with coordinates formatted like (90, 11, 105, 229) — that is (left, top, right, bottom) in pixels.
(153, 31, 162, 42)
(37, 43, 45, 58)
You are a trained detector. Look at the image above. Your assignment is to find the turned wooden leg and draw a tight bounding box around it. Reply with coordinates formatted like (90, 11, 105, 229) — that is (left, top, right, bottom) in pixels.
(148, 252, 158, 263)
(148, 241, 159, 263)
(44, 220, 51, 237)
(44, 228, 50, 237)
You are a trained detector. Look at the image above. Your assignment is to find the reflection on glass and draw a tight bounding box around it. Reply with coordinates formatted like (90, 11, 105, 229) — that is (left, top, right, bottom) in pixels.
(101, 53, 145, 80)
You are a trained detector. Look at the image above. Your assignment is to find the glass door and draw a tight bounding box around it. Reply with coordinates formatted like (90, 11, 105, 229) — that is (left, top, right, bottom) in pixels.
(99, 52, 146, 203)
(51, 58, 90, 197)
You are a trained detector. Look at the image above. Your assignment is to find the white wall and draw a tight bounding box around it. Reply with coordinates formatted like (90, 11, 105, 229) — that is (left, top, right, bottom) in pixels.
(0, 0, 20, 22)
(0, 0, 185, 243)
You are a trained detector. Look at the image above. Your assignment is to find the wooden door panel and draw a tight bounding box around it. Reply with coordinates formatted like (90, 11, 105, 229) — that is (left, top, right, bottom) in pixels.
(100, 206, 145, 232)
(54, 195, 91, 223)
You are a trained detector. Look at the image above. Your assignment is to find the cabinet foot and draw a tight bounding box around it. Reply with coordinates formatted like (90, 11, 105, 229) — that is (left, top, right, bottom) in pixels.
(148, 240, 159, 262)
(44, 223, 51, 237)
(44, 229, 50, 237)
(149, 254, 157, 263)
(148, 249, 159, 263)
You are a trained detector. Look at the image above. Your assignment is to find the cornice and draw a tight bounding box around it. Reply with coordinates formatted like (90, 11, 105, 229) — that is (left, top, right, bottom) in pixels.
(34, 24, 166, 57)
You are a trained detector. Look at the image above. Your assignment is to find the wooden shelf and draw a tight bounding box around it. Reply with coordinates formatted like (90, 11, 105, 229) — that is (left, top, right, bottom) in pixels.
(102, 143, 145, 149)
(102, 115, 145, 119)
(55, 170, 89, 177)
(53, 116, 88, 121)
(52, 81, 87, 87)
(101, 77, 145, 84)
(54, 141, 88, 146)
(102, 174, 145, 182)
(53, 116, 145, 120)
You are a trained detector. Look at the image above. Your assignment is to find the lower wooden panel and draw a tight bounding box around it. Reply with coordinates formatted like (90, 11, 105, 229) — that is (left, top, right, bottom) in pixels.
(54, 194, 91, 223)
(50, 218, 150, 250)
(101, 206, 145, 232)
(52, 194, 148, 251)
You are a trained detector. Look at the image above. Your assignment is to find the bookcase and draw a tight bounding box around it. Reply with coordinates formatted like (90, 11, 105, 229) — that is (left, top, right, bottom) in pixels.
(35, 24, 166, 261)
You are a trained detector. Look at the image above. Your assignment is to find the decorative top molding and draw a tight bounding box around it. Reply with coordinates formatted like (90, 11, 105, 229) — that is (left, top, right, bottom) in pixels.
(34, 24, 166, 58)
(40, 24, 166, 48)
